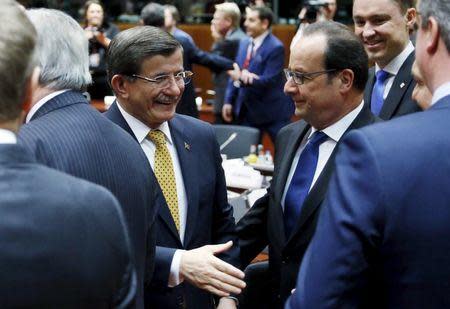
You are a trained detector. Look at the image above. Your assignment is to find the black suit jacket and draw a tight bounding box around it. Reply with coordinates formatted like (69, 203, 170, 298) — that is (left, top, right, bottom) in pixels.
(0, 143, 135, 308)
(364, 52, 421, 120)
(237, 105, 379, 308)
(18, 91, 158, 309)
(105, 102, 239, 309)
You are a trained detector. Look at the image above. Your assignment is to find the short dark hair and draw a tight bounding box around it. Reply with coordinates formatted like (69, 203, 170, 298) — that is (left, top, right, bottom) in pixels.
(140, 2, 165, 27)
(106, 26, 182, 85)
(248, 5, 274, 28)
(302, 21, 369, 91)
(0, 0, 36, 122)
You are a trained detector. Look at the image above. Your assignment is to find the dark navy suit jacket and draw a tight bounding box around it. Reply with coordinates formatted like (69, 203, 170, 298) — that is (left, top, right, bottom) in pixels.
(364, 52, 421, 120)
(18, 91, 158, 309)
(224, 33, 294, 126)
(173, 28, 234, 118)
(287, 95, 450, 309)
(237, 106, 378, 308)
(105, 102, 240, 309)
(0, 143, 135, 308)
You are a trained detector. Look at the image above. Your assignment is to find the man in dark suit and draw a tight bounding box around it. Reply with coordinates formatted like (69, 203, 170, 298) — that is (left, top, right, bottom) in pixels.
(354, 0, 421, 119)
(140, 3, 234, 118)
(223, 5, 294, 142)
(105, 26, 245, 309)
(236, 21, 379, 308)
(17, 9, 158, 309)
(0, 1, 135, 307)
(287, 0, 450, 307)
(210, 2, 247, 123)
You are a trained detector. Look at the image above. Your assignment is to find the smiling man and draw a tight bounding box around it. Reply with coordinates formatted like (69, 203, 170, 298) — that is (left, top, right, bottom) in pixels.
(236, 21, 378, 309)
(353, 0, 421, 119)
(105, 26, 245, 309)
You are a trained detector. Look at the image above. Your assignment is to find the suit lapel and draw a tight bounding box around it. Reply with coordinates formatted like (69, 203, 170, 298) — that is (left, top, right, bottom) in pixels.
(168, 116, 199, 246)
(379, 52, 415, 119)
(364, 68, 375, 107)
(286, 106, 378, 247)
(106, 102, 182, 243)
(105, 102, 137, 142)
(273, 122, 311, 246)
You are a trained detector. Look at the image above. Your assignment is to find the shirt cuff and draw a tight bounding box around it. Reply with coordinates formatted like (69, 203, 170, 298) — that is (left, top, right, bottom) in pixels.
(168, 249, 185, 287)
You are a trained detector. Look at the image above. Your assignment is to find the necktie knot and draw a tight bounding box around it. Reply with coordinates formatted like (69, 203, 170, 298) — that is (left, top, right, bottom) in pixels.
(376, 70, 390, 83)
(308, 131, 328, 147)
(148, 130, 166, 147)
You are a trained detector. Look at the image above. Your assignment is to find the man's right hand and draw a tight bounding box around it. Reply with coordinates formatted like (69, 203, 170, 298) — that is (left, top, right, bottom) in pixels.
(222, 104, 233, 123)
(179, 241, 246, 297)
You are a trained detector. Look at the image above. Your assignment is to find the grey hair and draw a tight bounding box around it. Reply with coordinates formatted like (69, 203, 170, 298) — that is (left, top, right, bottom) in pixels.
(0, 0, 37, 122)
(419, 0, 450, 52)
(26, 8, 92, 91)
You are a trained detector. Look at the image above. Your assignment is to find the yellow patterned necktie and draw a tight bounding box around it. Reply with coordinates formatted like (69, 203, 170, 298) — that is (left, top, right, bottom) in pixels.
(148, 130, 180, 231)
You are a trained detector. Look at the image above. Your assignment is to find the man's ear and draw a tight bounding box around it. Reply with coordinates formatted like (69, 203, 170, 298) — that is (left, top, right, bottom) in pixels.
(426, 17, 440, 55)
(21, 66, 40, 113)
(405, 8, 417, 31)
(111, 74, 131, 99)
(338, 69, 354, 94)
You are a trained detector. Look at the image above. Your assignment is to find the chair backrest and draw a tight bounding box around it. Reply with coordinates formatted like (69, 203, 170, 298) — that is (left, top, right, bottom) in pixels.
(213, 124, 260, 159)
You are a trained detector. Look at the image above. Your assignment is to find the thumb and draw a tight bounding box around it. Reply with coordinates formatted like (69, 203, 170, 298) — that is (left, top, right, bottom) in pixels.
(209, 241, 233, 255)
(233, 62, 240, 72)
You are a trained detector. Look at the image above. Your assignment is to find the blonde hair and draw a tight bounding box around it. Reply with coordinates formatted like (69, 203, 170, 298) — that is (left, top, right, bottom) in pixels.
(215, 2, 241, 28)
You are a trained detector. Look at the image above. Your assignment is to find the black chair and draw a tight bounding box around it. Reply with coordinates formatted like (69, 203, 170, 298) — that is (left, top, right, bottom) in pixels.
(213, 124, 260, 159)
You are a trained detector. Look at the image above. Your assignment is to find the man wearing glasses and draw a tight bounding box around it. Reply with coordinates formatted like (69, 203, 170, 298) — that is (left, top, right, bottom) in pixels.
(236, 21, 378, 308)
(105, 26, 245, 309)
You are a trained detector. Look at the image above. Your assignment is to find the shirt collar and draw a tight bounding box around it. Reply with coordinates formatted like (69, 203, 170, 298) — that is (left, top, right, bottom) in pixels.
(116, 101, 173, 145)
(310, 101, 364, 143)
(431, 81, 450, 106)
(251, 30, 270, 51)
(26, 89, 69, 123)
(375, 41, 414, 75)
(0, 128, 17, 144)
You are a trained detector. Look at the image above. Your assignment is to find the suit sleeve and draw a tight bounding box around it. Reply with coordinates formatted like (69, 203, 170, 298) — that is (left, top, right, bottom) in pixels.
(246, 44, 285, 90)
(208, 125, 241, 268)
(286, 130, 385, 309)
(187, 38, 234, 72)
(236, 193, 269, 269)
(151, 246, 177, 287)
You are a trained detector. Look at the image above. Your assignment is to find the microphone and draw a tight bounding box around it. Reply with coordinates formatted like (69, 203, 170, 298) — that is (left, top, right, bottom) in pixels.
(220, 132, 238, 151)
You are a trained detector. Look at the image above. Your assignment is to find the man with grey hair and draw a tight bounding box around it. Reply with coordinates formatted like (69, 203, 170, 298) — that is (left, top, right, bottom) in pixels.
(18, 9, 159, 309)
(210, 2, 247, 123)
(0, 1, 136, 307)
(287, 0, 450, 308)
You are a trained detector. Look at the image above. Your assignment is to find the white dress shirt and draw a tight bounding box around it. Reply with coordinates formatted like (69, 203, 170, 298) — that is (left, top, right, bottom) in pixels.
(26, 89, 69, 123)
(431, 81, 450, 106)
(281, 102, 364, 210)
(0, 128, 17, 144)
(375, 41, 415, 100)
(117, 103, 187, 287)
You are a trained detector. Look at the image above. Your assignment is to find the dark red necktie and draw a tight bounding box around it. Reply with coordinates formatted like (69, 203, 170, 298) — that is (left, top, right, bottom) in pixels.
(242, 41, 255, 69)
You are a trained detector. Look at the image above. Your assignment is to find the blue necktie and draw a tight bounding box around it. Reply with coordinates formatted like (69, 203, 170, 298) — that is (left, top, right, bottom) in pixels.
(371, 70, 390, 115)
(284, 131, 328, 237)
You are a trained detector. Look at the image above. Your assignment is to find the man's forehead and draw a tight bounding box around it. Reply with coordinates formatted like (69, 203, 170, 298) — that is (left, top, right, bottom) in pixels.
(290, 35, 326, 68)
